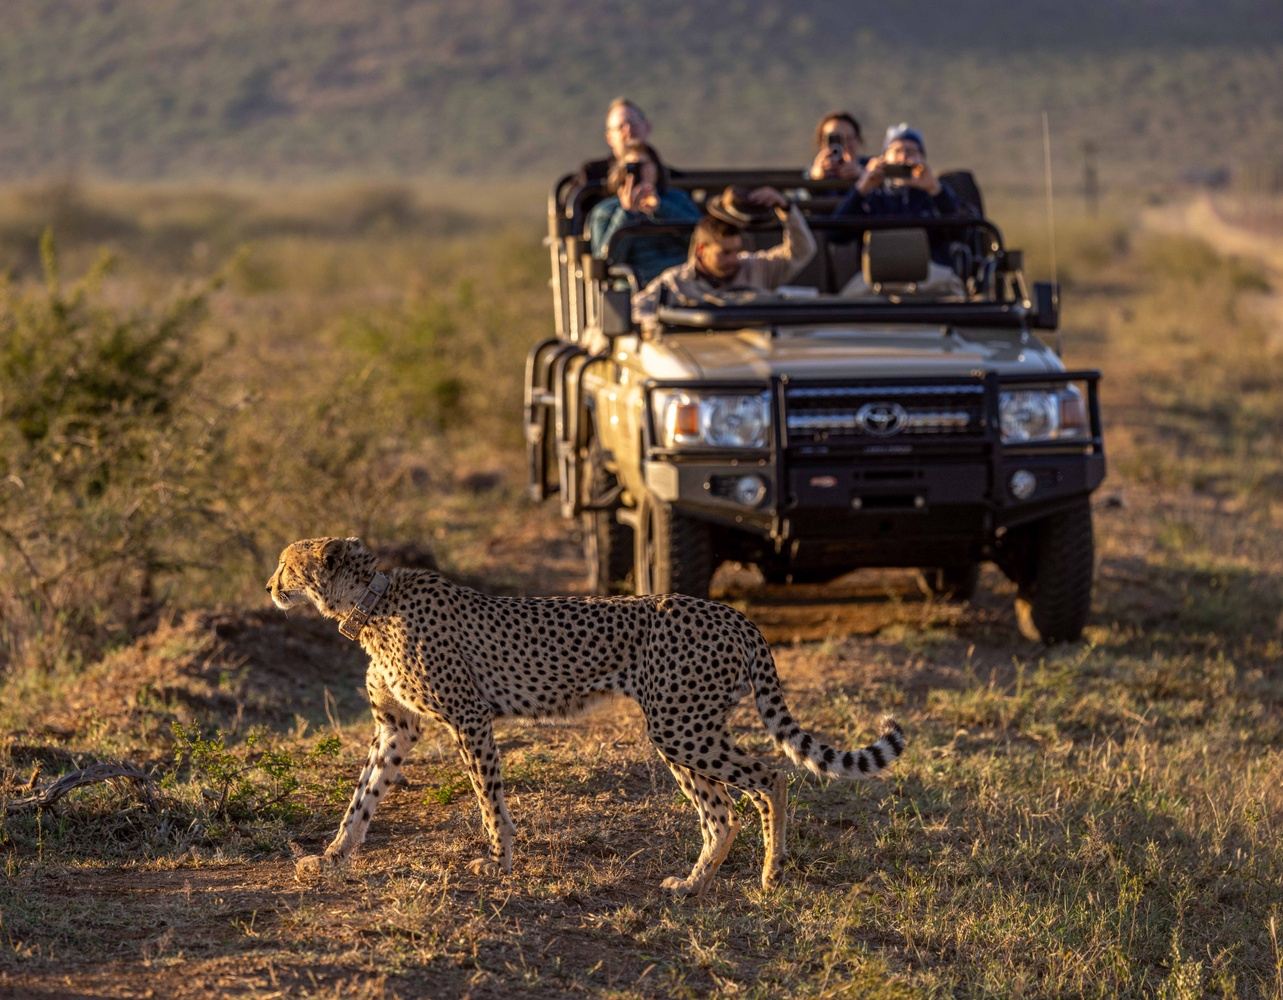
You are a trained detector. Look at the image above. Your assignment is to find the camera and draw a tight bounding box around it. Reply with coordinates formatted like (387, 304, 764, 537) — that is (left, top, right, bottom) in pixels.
(882, 163, 915, 180)
(625, 161, 644, 184)
(825, 131, 844, 158)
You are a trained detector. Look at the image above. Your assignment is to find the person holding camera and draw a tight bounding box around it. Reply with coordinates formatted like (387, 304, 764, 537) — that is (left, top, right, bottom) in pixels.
(832, 123, 971, 289)
(834, 123, 964, 225)
(807, 111, 864, 182)
(587, 144, 701, 287)
(829, 124, 969, 296)
(632, 186, 816, 323)
(576, 97, 653, 187)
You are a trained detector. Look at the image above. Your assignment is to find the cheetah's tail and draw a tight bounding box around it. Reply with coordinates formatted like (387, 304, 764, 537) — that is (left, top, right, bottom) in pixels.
(777, 713, 906, 780)
(747, 629, 906, 780)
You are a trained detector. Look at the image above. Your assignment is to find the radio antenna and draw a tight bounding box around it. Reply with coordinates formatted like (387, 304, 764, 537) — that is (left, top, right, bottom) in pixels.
(1041, 110, 1062, 352)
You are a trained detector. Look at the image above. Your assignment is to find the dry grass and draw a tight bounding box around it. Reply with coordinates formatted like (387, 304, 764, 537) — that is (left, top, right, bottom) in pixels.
(0, 182, 1281, 998)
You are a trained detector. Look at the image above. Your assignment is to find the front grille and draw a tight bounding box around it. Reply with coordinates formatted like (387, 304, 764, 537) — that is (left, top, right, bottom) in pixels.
(784, 382, 987, 445)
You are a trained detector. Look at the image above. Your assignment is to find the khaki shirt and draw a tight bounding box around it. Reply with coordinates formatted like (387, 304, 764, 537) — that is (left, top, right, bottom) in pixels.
(633, 206, 817, 323)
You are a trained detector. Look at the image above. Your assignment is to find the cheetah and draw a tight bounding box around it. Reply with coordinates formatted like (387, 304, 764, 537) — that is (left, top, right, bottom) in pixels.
(267, 536, 905, 895)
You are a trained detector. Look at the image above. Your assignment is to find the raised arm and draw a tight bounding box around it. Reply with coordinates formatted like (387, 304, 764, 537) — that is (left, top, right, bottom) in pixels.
(750, 200, 817, 288)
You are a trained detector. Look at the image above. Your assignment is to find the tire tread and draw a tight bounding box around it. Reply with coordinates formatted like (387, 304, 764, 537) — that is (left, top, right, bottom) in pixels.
(1017, 500, 1094, 643)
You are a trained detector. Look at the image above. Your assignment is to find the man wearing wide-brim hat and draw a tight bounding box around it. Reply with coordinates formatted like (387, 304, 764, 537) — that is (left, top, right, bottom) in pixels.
(633, 186, 816, 323)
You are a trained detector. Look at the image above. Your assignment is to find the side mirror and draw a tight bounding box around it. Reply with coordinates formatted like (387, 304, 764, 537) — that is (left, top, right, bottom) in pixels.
(998, 249, 1024, 273)
(1031, 281, 1059, 330)
(600, 288, 635, 337)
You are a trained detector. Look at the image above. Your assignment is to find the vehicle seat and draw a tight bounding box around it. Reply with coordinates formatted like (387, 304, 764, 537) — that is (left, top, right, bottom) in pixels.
(841, 228, 965, 299)
(785, 227, 828, 291)
(826, 240, 861, 293)
(567, 182, 611, 238)
(939, 170, 983, 218)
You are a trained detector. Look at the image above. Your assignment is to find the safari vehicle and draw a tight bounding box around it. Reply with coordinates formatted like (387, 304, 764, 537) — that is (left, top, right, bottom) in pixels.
(525, 168, 1105, 643)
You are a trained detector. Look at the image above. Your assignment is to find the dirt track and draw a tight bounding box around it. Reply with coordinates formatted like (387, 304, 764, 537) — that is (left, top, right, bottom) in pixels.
(1144, 193, 1283, 354)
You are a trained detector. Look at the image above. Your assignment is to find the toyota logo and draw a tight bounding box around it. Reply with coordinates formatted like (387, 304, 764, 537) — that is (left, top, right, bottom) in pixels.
(856, 402, 908, 436)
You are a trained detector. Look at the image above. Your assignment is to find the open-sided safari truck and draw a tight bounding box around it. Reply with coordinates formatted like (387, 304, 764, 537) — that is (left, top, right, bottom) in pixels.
(526, 167, 1105, 643)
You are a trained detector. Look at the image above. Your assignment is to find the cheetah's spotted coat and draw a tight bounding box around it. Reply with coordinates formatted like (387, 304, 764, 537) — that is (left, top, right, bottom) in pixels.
(267, 537, 904, 894)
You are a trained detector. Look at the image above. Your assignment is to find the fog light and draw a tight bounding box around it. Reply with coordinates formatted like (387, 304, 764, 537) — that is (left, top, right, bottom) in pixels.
(1009, 469, 1037, 500)
(732, 475, 767, 507)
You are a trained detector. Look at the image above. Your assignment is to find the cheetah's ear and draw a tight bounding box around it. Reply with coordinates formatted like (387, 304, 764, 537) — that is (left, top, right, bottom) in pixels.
(320, 537, 347, 573)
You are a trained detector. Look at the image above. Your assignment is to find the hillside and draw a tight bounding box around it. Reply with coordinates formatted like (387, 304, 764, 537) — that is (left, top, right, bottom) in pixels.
(3, 0, 1283, 186)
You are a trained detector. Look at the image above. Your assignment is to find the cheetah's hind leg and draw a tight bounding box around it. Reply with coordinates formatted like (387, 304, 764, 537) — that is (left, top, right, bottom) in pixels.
(660, 760, 741, 897)
(656, 733, 790, 892)
(745, 768, 789, 890)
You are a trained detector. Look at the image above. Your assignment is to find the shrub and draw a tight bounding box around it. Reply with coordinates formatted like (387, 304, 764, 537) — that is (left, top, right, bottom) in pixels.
(0, 232, 224, 672)
(170, 723, 344, 823)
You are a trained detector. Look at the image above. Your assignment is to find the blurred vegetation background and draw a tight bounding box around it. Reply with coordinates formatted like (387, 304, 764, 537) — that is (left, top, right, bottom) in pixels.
(1, 0, 1282, 193)
(0, 182, 546, 674)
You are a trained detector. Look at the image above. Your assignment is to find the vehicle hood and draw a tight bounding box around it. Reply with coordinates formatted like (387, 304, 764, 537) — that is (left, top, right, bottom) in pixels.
(649, 325, 1062, 381)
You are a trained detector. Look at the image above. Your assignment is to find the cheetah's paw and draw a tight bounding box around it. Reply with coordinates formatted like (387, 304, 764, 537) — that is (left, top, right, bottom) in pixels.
(295, 853, 339, 881)
(661, 875, 705, 898)
(467, 857, 504, 878)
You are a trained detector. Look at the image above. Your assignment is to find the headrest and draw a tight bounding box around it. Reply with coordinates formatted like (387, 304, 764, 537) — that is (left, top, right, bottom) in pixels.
(705, 186, 777, 228)
(862, 228, 930, 286)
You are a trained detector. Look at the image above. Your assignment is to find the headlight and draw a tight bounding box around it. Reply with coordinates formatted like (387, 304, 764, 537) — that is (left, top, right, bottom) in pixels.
(654, 390, 771, 449)
(999, 390, 1058, 441)
(999, 385, 1088, 443)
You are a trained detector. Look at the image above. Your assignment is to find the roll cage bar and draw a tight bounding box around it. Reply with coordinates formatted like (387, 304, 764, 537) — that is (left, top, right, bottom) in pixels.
(546, 169, 1047, 343)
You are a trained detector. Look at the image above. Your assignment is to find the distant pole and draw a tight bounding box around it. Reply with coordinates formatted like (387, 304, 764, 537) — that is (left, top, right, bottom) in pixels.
(1082, 141, 1099, 216)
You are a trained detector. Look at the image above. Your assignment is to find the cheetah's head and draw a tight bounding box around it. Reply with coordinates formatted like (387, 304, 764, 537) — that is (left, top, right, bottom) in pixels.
(266, 537, 378, 619)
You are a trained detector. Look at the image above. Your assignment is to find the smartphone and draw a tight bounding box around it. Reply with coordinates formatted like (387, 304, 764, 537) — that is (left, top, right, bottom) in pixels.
(625, 161, 644, 183)
(825, 132, 844, 158)
(882, 163, 914, 180)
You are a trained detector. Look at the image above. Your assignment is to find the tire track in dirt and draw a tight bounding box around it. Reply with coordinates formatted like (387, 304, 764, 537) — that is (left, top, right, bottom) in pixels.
(1143, 193, 1283, 354)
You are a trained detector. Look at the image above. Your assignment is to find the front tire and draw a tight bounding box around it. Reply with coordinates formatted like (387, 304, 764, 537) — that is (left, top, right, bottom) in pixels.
(583, 440, 633, 595)
(633, 496, 714, 598)
(1011, 500, 1094, 643)
(584, 508, 633, 595)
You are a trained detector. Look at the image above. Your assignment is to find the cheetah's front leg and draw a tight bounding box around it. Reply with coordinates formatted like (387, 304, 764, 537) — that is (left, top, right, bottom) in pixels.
(450, 717, 515, 878)
(296, 710, 422, 879)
